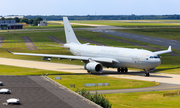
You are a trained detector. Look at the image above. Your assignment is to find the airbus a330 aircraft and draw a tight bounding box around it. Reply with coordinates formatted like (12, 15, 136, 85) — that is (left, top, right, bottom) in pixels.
(6, 17, 172, 76)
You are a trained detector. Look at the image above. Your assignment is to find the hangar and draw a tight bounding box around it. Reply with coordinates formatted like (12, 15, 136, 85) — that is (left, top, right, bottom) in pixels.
(0, 20, 23, 30)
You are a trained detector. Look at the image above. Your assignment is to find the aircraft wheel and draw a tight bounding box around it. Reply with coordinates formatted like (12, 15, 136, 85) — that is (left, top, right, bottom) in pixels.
(121, 68, 125, 72)
(145, 73, 150, 77)
(125, 68, 128, 73)
(87, 70, 91, 73)
(117, 68, 120, 72)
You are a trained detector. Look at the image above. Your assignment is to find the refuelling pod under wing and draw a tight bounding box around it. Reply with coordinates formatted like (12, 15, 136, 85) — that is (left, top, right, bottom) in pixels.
(42, 57, 51, 61)
(84, 62, 103, 73)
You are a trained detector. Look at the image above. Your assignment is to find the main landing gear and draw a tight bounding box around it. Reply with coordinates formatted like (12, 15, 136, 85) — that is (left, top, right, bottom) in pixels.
(117, 68, 128, 73)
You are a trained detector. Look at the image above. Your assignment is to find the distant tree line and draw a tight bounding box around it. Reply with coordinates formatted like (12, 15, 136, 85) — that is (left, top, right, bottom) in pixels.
(0, 17, 43, 26)
(25, 14, 180, 20)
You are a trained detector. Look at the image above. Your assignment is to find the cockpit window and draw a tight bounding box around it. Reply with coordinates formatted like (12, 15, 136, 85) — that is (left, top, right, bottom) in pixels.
(150, 56, 160, 59)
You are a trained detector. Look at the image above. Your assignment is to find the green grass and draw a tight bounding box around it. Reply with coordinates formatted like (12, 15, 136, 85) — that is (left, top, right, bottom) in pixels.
(48, 75, 159, 91)
(0, 64, 68, 75)
(105, 90, 180, 108)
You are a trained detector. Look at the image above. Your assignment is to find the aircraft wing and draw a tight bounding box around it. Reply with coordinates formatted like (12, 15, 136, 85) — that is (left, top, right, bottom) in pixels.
(6, 49, 119, 63)
(154, 46, 172, 55)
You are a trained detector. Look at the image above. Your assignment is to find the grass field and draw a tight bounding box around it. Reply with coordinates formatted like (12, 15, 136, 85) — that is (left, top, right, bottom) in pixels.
(49, 75, 158, 91)
(106, 89, 180, 108)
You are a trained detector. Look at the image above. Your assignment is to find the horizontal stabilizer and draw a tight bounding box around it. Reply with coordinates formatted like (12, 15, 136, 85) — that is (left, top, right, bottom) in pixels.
(42, 44, 70, 48)
(83, 43, 90, 45)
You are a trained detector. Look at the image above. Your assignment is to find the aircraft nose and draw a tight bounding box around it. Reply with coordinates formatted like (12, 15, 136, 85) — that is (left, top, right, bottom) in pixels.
(155, 58, 161, 66)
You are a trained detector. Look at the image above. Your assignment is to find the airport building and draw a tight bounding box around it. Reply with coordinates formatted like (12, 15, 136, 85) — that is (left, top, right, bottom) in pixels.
(38, 21, 48, 26)
(0, 20, 23, 30)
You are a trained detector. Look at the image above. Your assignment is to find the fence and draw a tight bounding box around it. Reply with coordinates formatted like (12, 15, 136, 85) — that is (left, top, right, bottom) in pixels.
(84, 83, 109, 87)
(54, 77, 61, 80)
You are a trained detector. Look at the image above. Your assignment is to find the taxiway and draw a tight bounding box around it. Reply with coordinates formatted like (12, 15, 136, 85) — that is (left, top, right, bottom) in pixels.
(0, 57, 180, 94)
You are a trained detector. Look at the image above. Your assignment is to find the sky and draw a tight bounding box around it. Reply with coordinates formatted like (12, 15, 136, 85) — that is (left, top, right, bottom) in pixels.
(0, 0, 180, 16)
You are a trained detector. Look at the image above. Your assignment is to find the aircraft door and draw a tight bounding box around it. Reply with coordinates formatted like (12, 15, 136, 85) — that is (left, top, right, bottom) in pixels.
(139, 53, 147, 68)
(140, 53, 146, 61)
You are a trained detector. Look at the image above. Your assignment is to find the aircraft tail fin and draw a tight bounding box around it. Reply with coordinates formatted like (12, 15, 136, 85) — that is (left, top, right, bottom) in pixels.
(63, 17, 81, 44)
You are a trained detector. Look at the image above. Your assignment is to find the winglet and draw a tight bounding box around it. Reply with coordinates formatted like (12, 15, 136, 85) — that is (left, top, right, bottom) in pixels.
(168, 46, 171, 51)
(154, 46, 172, 55)
(5, 48, 13, 54)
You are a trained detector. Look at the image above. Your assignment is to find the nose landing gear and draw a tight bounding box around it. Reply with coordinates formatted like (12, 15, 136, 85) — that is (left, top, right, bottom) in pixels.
(144, 69, 150, 77)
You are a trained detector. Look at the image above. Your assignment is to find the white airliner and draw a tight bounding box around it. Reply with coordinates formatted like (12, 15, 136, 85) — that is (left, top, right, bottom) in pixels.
(6, 17, 172, 76)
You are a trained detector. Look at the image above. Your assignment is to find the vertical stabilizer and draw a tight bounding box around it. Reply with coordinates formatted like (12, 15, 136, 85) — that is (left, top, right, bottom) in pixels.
(63, 17, 81, 44)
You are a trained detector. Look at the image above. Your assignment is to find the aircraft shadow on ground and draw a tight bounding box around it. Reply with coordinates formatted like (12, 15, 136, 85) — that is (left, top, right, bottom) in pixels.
(154, 66, 180, 72)
(50, 73, 89, 75)
(49, 71, 172, 78)
(54, 67, 177, 78)
(94, 70, 173, 78)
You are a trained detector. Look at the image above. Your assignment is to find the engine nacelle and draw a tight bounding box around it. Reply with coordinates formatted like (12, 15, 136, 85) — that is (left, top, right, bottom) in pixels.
(84, 62, 103, 73)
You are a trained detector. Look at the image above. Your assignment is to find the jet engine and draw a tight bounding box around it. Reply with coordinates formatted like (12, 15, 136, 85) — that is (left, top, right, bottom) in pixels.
(84, 62, 103, 73)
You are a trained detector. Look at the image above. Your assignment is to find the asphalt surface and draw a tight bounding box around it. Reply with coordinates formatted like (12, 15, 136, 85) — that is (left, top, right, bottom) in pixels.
(47, 36, 65, 45)
(22, 36, 38, 50)
(0, 76, 99, 108)
(90, 29, 180, 50)
(90, 83, 180, 94)
(0, 57, 117, 73)
(77, 36, 104, 46)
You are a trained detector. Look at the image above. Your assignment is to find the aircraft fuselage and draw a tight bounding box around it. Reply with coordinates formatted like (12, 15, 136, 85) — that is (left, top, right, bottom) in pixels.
(69, 44, 161, 70)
